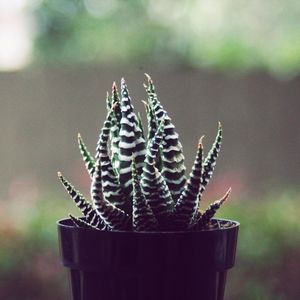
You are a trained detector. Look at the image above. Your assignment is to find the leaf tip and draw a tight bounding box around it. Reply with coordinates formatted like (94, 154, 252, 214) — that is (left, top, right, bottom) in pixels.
(220, 187, 232, 205)
(144, 73, 152, 82)
(199, 135, 205, 148)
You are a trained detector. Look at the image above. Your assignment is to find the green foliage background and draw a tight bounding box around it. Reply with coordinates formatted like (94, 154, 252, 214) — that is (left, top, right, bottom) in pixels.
(31, 0, 300, 76)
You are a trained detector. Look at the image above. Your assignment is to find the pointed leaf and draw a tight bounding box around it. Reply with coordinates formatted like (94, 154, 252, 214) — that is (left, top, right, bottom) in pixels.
(132, 161, 158, 231)
(142, 120, 173, 223)
(144, 74, 186, 201)
(78, 133, 95, 178)
(143, 100, 157, 143)
(111, 81, 122, 122)
(197, 188, 231, 228)
(200, 122, 222, 194)
(91, 160, 131, 230)
(137, 112, 145, 140)
(58, 172, 105, 229)
(95, 108, 127, 210)
(173, 137, 204, 229)
(69, 214, 100, 230)
(110, 82, 122, 172)
(118, 78, 146, 198)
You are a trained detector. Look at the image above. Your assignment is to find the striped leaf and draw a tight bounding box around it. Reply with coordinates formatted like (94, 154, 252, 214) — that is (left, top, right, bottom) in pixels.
(132, 161, 158, 231)
(137, 112, 145, 140)
(58, 172, 105, 229)
(69, 214, 101, 230)
(173, 137, 204, 229)
(78, 133, 95, 178)
(144, 100, 163, 171)
(95, 108, 127, 210)
(200, 122, 222, 194)
(91, 159, 131, 230)
(141, 120, 173, 223)
(197, 188, 231, 228)
(111, 81, 122, 122)
(144, 74, 186, 201)
(110, 82, 122, 173)
(118, 78, 146, 198)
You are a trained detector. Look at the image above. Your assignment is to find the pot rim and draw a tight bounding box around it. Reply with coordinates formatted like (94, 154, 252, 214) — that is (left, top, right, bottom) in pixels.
(57, 217, 239, 235)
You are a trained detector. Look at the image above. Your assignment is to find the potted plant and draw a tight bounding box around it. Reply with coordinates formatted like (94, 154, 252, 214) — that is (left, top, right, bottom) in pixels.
(57, 75, 239, 300)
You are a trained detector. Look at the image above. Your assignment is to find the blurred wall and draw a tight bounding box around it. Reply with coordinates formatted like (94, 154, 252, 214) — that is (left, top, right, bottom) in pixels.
(0, 67, 299, 199)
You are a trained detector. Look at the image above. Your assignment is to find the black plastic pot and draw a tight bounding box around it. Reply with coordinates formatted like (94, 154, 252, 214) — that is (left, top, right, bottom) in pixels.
(58, 218, 239, 300)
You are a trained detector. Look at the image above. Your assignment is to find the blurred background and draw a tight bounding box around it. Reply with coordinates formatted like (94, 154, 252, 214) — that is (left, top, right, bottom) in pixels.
(0, 0, 299, 299)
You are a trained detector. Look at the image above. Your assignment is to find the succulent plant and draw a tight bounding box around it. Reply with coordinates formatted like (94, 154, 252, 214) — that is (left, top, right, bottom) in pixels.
(58, 75, 231, 231)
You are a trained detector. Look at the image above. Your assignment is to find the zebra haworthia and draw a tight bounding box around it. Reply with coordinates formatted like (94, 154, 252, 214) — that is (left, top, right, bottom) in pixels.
(141, 119, 174, 224)
(132, 161, 158, 231)
(59, 76, 231, 231)
(69, 214, 100, 230)
(173, 136, 204, 229)
(91, 160, 131, 230)
(110, 82, 122, 173)
(96, 108, 126, 210)
(144, 74, 186, 201)
(58, 172, 105, 230)
(78, 133, 95, 178)
(200, 122, 222, 194)
(197, 188, 231, 228)
(118, 78, 146, 199)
